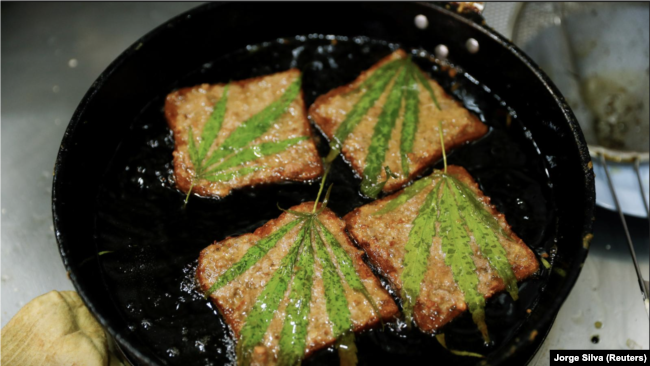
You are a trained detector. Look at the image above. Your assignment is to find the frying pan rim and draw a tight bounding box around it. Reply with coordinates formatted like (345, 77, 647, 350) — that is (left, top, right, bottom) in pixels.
(414, 2, 594, 364)
(52, 2, 595, 365)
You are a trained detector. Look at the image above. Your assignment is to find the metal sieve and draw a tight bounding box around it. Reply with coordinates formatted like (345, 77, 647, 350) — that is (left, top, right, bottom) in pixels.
(513, 2, 649, 314)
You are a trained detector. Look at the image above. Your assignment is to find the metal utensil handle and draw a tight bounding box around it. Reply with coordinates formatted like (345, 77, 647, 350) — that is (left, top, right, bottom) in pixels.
(633, 158, 650, 227)
(600, 154, 650, 316)
(633, 157, 650, 313)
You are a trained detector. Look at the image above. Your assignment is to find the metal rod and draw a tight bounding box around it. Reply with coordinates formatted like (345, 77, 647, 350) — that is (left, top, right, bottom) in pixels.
(633, 158, 650, 226)
(633, 158, 650, 312)
(600, 154, 649, 315)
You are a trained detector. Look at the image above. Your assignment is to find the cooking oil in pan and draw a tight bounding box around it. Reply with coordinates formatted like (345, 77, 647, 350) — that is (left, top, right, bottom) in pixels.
(95, 36, 556, 365)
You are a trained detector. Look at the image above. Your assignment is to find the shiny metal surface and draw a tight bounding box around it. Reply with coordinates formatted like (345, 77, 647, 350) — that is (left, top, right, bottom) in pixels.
(512, 2, 650, 219)
(600, 154, 649, 315)
(505, 1, 650, 362)
(634, 159, 650, 223)
(1, 2, 647, 364)
(1, 2, 201, 326)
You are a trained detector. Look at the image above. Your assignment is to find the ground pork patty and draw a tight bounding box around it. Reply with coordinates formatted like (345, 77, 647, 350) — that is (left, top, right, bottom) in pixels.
(196, 202, 399, 365)
(309, 49, 487, 195)
(165, 69, 323, 198)
(344, 166, 539, 333)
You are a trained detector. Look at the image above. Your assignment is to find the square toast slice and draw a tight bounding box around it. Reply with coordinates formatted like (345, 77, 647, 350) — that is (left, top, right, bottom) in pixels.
(166, 69, 323, 198)
(309, 49, 487, 195)
(344, 166, 539, 333)
(197, 202, 398, 365)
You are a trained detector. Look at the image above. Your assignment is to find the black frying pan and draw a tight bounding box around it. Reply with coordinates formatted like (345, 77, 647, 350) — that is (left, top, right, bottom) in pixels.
(52, 3, 595, 365)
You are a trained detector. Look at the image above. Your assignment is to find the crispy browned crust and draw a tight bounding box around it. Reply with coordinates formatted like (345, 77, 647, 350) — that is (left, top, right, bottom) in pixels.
(197, 202, 398, 361)
(344, 166, 539, 333)
(166, 69, 323, 198)
(309, 50, 488, 194)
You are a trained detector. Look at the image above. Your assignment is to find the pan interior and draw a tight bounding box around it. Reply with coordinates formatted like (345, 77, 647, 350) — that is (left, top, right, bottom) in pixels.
(94, 36, 556, 365)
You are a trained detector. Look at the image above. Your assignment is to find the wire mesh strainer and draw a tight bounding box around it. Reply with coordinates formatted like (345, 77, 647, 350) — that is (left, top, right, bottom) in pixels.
(513, 2, 649, 315)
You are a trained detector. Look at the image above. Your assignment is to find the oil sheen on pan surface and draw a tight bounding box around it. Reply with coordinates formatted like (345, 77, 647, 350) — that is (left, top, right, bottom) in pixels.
(94, 37, 556, 365)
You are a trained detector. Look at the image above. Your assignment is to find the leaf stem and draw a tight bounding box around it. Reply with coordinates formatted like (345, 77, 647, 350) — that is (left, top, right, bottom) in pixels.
(312, 162, 332, 213)
(325, 148, 339, 164)
(436, 334, 484, 358)
(337, 331, 358, 366)
(438, 120, 447, 174)
(184, 180, 195, 207)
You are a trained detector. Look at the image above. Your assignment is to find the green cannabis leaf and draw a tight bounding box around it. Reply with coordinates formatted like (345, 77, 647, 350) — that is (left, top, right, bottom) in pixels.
(236, 224, 308, 366)
(400, 62, 421, 176)
(312, 222, 354, 338)
(400, 182, 440, 325)
(204, 218, 303, 297)
(326, 55, 444, 198)
(373, 175, 435, 216)
(217, 214, 377, 366)
(360, 65, 409, 198)
(316, 220, 383, 324)
(375, 122, 519, 344)
(277, 225, 315, 366)
(413, 62, 441, 110)
(438, 178, 489, 341)
(380, 172, 520, 343)
(205, 162, 381, 366)
(327, 59, 404, 162)
(184, 78, 303, 204)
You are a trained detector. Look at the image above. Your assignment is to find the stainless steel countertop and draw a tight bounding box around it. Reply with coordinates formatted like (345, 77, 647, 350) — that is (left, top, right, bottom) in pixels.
(1, 2, 648, 363)
(1, 1, 202, 324)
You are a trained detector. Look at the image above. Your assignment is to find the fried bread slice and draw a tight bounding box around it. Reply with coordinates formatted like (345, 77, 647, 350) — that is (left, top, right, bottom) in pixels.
(309, 50, 487, 197)
(197, 202, 398, 365)
(166, 69, 323, 198)
(344, 166, 538, 334)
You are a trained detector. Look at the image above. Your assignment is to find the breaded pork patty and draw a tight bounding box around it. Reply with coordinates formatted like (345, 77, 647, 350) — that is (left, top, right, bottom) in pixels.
(309, 50, 487, 197)
(344, 166, 539, 336)
(197, 202, 398, 365)
(166, 69, 323, 198)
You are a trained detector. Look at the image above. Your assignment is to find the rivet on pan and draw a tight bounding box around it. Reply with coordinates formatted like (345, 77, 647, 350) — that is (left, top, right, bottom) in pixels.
(414, 14, 429, 29)
(435, 44, 449, 60)
(466, 38, 479, 54)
